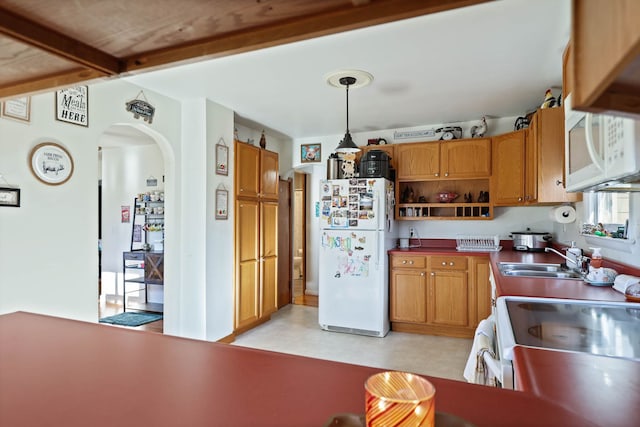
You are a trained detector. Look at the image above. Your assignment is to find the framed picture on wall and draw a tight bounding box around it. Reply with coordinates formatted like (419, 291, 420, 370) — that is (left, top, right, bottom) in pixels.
(215, 188, 228, 220)
(56, 86, 88, 127)
(216, 142, 228, 175)
(0, 187, 20, 207)
(1, 97, 31, 122)
(301, 143, 321, 163)
(29, 142, 74, 185)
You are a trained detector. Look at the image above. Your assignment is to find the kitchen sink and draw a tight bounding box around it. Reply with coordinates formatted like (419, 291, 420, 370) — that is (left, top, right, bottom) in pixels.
(498, 262, 584, 280)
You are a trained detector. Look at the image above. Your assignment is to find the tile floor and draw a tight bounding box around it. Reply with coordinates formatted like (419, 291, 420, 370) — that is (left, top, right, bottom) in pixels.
(232, 304, 473, 381)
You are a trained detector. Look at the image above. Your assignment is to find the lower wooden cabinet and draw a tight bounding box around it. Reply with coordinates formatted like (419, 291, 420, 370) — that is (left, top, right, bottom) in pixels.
(390, 253, 490, 338)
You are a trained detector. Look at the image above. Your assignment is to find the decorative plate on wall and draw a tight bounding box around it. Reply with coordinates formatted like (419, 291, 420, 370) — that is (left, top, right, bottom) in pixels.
(29, 142, 74, 185)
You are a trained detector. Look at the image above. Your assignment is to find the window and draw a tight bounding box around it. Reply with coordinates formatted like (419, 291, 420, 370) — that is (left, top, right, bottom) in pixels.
(584, 192, 629, 237)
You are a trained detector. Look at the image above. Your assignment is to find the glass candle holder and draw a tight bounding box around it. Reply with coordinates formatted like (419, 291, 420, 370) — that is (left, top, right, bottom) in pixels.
(365, 371, 435, 427)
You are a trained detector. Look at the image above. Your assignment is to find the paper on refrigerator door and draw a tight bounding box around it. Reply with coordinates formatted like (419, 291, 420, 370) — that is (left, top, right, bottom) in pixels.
(321, 231, 372, 278)
(319, 179, 378, 229)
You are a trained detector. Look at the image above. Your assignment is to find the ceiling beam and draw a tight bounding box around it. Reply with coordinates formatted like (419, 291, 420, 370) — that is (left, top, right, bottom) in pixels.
(0, 7, 121, 75)
(0, 68, 107, 100)
(124, 0, 490, 73)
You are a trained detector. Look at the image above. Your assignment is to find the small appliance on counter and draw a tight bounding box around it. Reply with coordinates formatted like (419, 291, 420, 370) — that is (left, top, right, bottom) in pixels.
(510, 229, 552, 252)
(326, 153, 343, 180)
(359, 149, 393, 180)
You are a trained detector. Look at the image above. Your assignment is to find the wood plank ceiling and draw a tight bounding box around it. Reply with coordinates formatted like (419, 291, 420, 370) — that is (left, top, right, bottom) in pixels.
(0, 0, 489, 100)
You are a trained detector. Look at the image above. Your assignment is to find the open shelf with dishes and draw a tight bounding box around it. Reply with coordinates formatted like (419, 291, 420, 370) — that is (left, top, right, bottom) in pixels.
(397, 179, 492, 220)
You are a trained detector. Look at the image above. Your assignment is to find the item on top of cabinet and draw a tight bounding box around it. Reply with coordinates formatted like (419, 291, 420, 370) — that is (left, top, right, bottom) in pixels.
(259, 130, 266, 149)
(514, 116, 530, 130)
(435, 126, 462, 140)
(437, 192, 458, 203)
(470, 116, 488, 138)
(540, 88, 557, 109)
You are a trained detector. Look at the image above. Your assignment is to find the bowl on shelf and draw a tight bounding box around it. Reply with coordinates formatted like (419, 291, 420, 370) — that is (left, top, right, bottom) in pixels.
(437, 192, 459, 203)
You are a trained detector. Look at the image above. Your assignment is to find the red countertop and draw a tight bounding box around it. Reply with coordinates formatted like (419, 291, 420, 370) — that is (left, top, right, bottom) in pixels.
(513, 347, 640, 427)
(0, 311, 597, 427)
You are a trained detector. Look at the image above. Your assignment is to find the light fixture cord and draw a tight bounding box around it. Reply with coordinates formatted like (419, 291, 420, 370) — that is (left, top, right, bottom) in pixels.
(345, 82, 350, 133)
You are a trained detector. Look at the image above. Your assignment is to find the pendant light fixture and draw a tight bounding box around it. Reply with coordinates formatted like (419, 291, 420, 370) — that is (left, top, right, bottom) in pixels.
(335, 76, 359, 153)
(326, 70, 373, 153)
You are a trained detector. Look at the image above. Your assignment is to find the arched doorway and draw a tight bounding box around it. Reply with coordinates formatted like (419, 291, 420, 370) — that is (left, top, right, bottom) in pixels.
(98, 123, 175, 332)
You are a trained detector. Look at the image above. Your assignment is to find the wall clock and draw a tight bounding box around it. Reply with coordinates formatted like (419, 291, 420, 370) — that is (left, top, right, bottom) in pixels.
(29, 142, 74, 185)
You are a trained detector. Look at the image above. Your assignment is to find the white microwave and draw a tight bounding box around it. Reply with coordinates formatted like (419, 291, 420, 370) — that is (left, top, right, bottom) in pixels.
(565, 94, 640, 192)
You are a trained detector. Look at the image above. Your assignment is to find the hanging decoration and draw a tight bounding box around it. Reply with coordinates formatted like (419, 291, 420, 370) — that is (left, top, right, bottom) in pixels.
(125, 91, 155, 124)
(215, 183, 229, 220)
(216, 138, 229, 175)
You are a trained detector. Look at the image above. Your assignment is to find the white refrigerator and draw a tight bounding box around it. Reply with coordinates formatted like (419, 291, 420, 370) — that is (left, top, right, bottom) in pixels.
(318, 178, 396, 337)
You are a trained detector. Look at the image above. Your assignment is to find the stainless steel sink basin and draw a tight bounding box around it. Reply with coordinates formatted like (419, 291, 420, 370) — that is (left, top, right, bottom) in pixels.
(498, 262, 563, 272)
(498, 262, 584, 280)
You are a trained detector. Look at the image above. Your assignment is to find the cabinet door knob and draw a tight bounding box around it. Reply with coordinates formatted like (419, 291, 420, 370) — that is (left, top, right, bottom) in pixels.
(444, 173, 449, 177)
(555, 180, 563, 186)
(402, 260, 407, 264)
(449, 262, 454, 266)
(430, 272, 435, 276)
(409, 260, 414, 265)
(420, 272, 425, 277)
(518, 197, 523, 201)
(434, 173, 439, 177)
(442, 261, 446, 266)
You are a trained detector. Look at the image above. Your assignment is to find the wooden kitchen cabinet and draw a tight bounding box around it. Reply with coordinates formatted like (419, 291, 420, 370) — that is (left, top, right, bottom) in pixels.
(470, 257, 492, 325)
(428, 256, 469, 327)
(390, 254, 485, 338)
(234, 140, 279, 333)
(570, 0, 640, 118)
(396, 138, 492, 220)
(492, 110, 580, 206)
(396, 142, 440, 180)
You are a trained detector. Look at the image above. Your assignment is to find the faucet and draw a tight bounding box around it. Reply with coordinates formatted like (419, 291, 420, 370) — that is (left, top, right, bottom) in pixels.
(544, 247, 590, 275)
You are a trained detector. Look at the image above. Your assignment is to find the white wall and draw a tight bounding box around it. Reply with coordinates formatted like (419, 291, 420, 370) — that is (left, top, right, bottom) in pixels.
(0, 79, 180, 322)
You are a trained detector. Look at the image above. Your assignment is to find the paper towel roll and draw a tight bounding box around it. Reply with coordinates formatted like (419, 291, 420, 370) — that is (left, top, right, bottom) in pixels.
(549, 206, 576, 223)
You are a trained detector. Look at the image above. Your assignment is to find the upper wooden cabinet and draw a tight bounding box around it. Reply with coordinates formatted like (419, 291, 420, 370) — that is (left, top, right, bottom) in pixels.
(260, 149, 279, 200)
(570, 0, 640, 117)
(235, 142, 260, 198)
(492, 109, 581, 206)
(441, 138, 491, 179)
(396, 139, 490, 181)
(235, 141, 279, 200)
(396, 142, 440, 180)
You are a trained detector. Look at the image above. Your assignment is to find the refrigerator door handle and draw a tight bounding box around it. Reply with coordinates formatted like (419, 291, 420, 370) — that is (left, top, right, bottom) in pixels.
(374, 231, 380, 267)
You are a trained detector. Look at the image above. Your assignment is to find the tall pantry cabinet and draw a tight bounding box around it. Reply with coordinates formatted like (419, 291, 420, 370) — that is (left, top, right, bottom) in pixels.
(234, 141, 279, 333)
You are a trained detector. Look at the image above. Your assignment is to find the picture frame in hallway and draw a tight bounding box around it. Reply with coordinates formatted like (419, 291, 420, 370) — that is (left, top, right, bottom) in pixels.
(0, 187, 20, 207)
(216, 142, 228, 175)
(301, 143, 321, 163)
(215, 188, 228, 219)
(55, 86, 88, 127)
(29, 142, 74, 185)
(1, 97, 30, 122)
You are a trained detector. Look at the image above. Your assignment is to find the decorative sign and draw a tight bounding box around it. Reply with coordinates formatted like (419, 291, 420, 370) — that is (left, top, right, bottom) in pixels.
(2, 97, 30, 122)
(29, 142, 74, 185)
(301, 143, 321, 163)
(215, 188, 228, 220)
(0, 187, 20, 207)
(146, 177, 158, 187)
(56, 86, 88, 127)
(125, 91, 155, 124)
(216, 141, 228, 175)
(121, 205, 131, 223)
(393, 129, 435, 140)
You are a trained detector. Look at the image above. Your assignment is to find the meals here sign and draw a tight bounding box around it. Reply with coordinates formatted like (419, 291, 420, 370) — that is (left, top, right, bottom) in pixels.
(56, 86, 88, 127)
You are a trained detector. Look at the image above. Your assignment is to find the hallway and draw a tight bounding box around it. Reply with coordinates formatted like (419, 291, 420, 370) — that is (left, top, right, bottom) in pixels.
(232, 304, 472, 381)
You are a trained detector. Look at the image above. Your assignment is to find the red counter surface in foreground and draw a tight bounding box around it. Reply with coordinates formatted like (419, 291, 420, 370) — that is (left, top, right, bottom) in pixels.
(513, 346, 640, 427)
(0, 312, 596, 427)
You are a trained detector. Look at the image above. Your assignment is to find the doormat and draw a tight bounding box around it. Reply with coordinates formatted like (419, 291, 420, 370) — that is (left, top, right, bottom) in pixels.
(99, 312, 163, 327)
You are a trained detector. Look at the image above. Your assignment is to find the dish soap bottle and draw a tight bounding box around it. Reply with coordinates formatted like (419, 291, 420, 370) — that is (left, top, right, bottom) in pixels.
(590, 247, 603, 268)
(566, 241, 582, 269)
